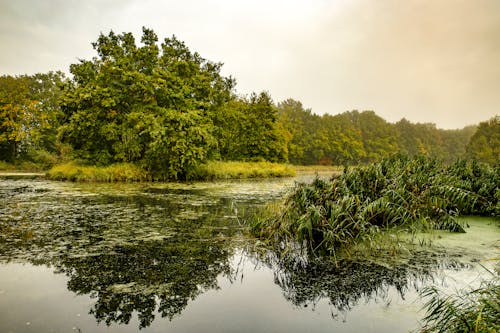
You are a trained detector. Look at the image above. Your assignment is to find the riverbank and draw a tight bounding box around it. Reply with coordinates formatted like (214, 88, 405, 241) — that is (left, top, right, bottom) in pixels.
(41, 160, 298, 182)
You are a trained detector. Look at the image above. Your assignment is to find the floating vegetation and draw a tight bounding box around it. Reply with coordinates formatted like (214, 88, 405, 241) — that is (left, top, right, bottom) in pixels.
(251, 156, 499, 256)
(0, 176, 498, 331)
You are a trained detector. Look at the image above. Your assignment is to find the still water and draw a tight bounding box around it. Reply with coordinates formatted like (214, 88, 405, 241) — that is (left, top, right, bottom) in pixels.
(0, 175, 498, 332)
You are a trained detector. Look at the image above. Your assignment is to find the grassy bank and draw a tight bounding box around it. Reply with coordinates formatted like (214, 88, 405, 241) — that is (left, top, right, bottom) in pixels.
(46, 160, 296, 182)
(0, 160, 47, 172)
(46, 162, 149, 182)
(250, 156, 499, 257)
(191, 161, 296, 180)
(293, 165, 343, 174)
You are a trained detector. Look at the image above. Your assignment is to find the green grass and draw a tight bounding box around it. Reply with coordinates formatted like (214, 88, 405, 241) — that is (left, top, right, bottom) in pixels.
(46, 162, 149, 182)
(190, 161, 296, 180)
(0, 160, 47, 172)
(293, 165, 343, 173)
(46, 160, 296, 182)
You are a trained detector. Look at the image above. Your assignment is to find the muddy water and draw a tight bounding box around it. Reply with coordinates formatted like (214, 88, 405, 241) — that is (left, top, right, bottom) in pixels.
(0, 176, 498, 332)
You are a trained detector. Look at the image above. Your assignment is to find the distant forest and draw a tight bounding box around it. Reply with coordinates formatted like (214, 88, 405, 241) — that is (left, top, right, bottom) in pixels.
(1, 28, 498, 177)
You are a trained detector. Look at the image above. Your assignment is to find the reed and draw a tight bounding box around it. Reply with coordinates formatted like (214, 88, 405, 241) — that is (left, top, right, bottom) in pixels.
(250, 156, 499, 256)
(190, 160, 296, 180)
(420, 271, 499, 333)
(46, 162, 149, 182)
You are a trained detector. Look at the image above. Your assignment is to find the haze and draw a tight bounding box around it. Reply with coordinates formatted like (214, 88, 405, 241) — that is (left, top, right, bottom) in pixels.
(1, 0, 499, 129)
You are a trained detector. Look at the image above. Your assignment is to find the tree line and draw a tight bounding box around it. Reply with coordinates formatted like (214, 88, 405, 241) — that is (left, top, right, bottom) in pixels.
(276, 99, 492, 165)
(1, 28, 498, 178)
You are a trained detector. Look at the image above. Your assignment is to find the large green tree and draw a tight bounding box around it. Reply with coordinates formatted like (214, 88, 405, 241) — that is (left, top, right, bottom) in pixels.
(60, 28, 234, 179)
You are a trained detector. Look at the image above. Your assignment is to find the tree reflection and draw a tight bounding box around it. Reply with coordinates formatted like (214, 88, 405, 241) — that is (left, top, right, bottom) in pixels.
(0, 183, 242, 329)
(56, 238, 234, 328)
(0, 180, 476, 329)
(255, 250, 470, 314)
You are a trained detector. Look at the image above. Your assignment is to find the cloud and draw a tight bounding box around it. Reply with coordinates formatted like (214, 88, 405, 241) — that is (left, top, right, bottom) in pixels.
(0, 0, 498, 128)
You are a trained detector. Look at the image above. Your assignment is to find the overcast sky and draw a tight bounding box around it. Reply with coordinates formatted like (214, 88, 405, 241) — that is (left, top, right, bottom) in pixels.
(1, 0, 499, 129)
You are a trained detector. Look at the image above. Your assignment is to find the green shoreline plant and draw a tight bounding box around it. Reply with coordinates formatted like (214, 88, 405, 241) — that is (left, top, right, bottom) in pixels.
(46, 160, 296, 182)
(419, 269, 499, 333)
(250, 155, 499, 257)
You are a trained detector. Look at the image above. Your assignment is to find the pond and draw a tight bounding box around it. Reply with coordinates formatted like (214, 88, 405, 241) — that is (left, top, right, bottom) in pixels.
(0, 174, 498, 332)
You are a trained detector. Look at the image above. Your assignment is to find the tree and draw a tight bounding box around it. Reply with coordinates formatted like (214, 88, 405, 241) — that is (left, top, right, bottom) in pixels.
(244, 92, 289, 162)
(343, 110, 399, 163)
(0, 72, 64, 162)
(59, 28, 234, 179)
(466, 116, 500, 165)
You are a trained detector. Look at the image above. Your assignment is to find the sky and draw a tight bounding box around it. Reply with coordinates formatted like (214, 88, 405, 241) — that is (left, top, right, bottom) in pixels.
(1, 0, 499, 129)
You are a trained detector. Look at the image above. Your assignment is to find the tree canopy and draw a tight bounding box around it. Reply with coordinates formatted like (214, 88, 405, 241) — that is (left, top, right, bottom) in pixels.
(0, 72, 64, 162)
(0, 28, 496, 174)
(59, 28, 235, 179)
(466, 116, 499, 165)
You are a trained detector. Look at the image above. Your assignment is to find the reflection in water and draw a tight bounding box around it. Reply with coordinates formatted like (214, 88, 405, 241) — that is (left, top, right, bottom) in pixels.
(59, 239, 234, 328)
(0, 179, 248, 328)
(253, 250, 470, 316)
(0, 178, 490, 331)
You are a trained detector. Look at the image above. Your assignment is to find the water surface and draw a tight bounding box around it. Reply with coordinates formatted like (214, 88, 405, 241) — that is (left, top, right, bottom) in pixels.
(0, 175, 497, 332)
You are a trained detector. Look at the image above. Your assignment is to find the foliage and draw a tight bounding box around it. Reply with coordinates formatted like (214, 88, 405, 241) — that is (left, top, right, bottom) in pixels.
(277, 101, 477, 166)
(46, 162, 148, 182)
(59, 28, 234, 179)
(420, 275, 499, 333)
(0, 72, 65, 162)
(215, 92, 289, 163)
(251, 156, 499, 256)
(466, 116, 500, 166)
(191, 160, 295, 180)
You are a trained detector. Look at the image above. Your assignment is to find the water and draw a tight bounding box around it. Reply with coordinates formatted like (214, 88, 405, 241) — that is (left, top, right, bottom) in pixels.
(0, 175, 498, 332)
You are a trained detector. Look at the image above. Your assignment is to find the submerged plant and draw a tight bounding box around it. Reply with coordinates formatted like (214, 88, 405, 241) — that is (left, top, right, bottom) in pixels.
(250, 156, 499, 256)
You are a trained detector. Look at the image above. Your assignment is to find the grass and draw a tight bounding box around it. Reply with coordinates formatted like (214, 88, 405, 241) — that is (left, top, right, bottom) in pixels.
(46, 162, 149, 182)
(419, 269, 499, 333)
(0, 160, 47, 172)
(293, 165, 343, 173)
(190, 160, 296, 180)
(46, 160, 297, 182)
(250, 155, 499, 257)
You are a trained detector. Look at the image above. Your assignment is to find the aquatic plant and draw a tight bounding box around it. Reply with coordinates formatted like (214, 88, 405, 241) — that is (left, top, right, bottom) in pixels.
(419, 272, 499, 333)
(251, 156, 499, 256)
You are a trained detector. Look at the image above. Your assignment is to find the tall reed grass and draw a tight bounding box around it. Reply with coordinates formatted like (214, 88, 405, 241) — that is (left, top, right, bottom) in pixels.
(190, 161, 296, 180)
(46, 162, 149, 182)
(47, 160, 297, 182)
(420, 271, 499, 333)
(251, 156, 499, 256)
